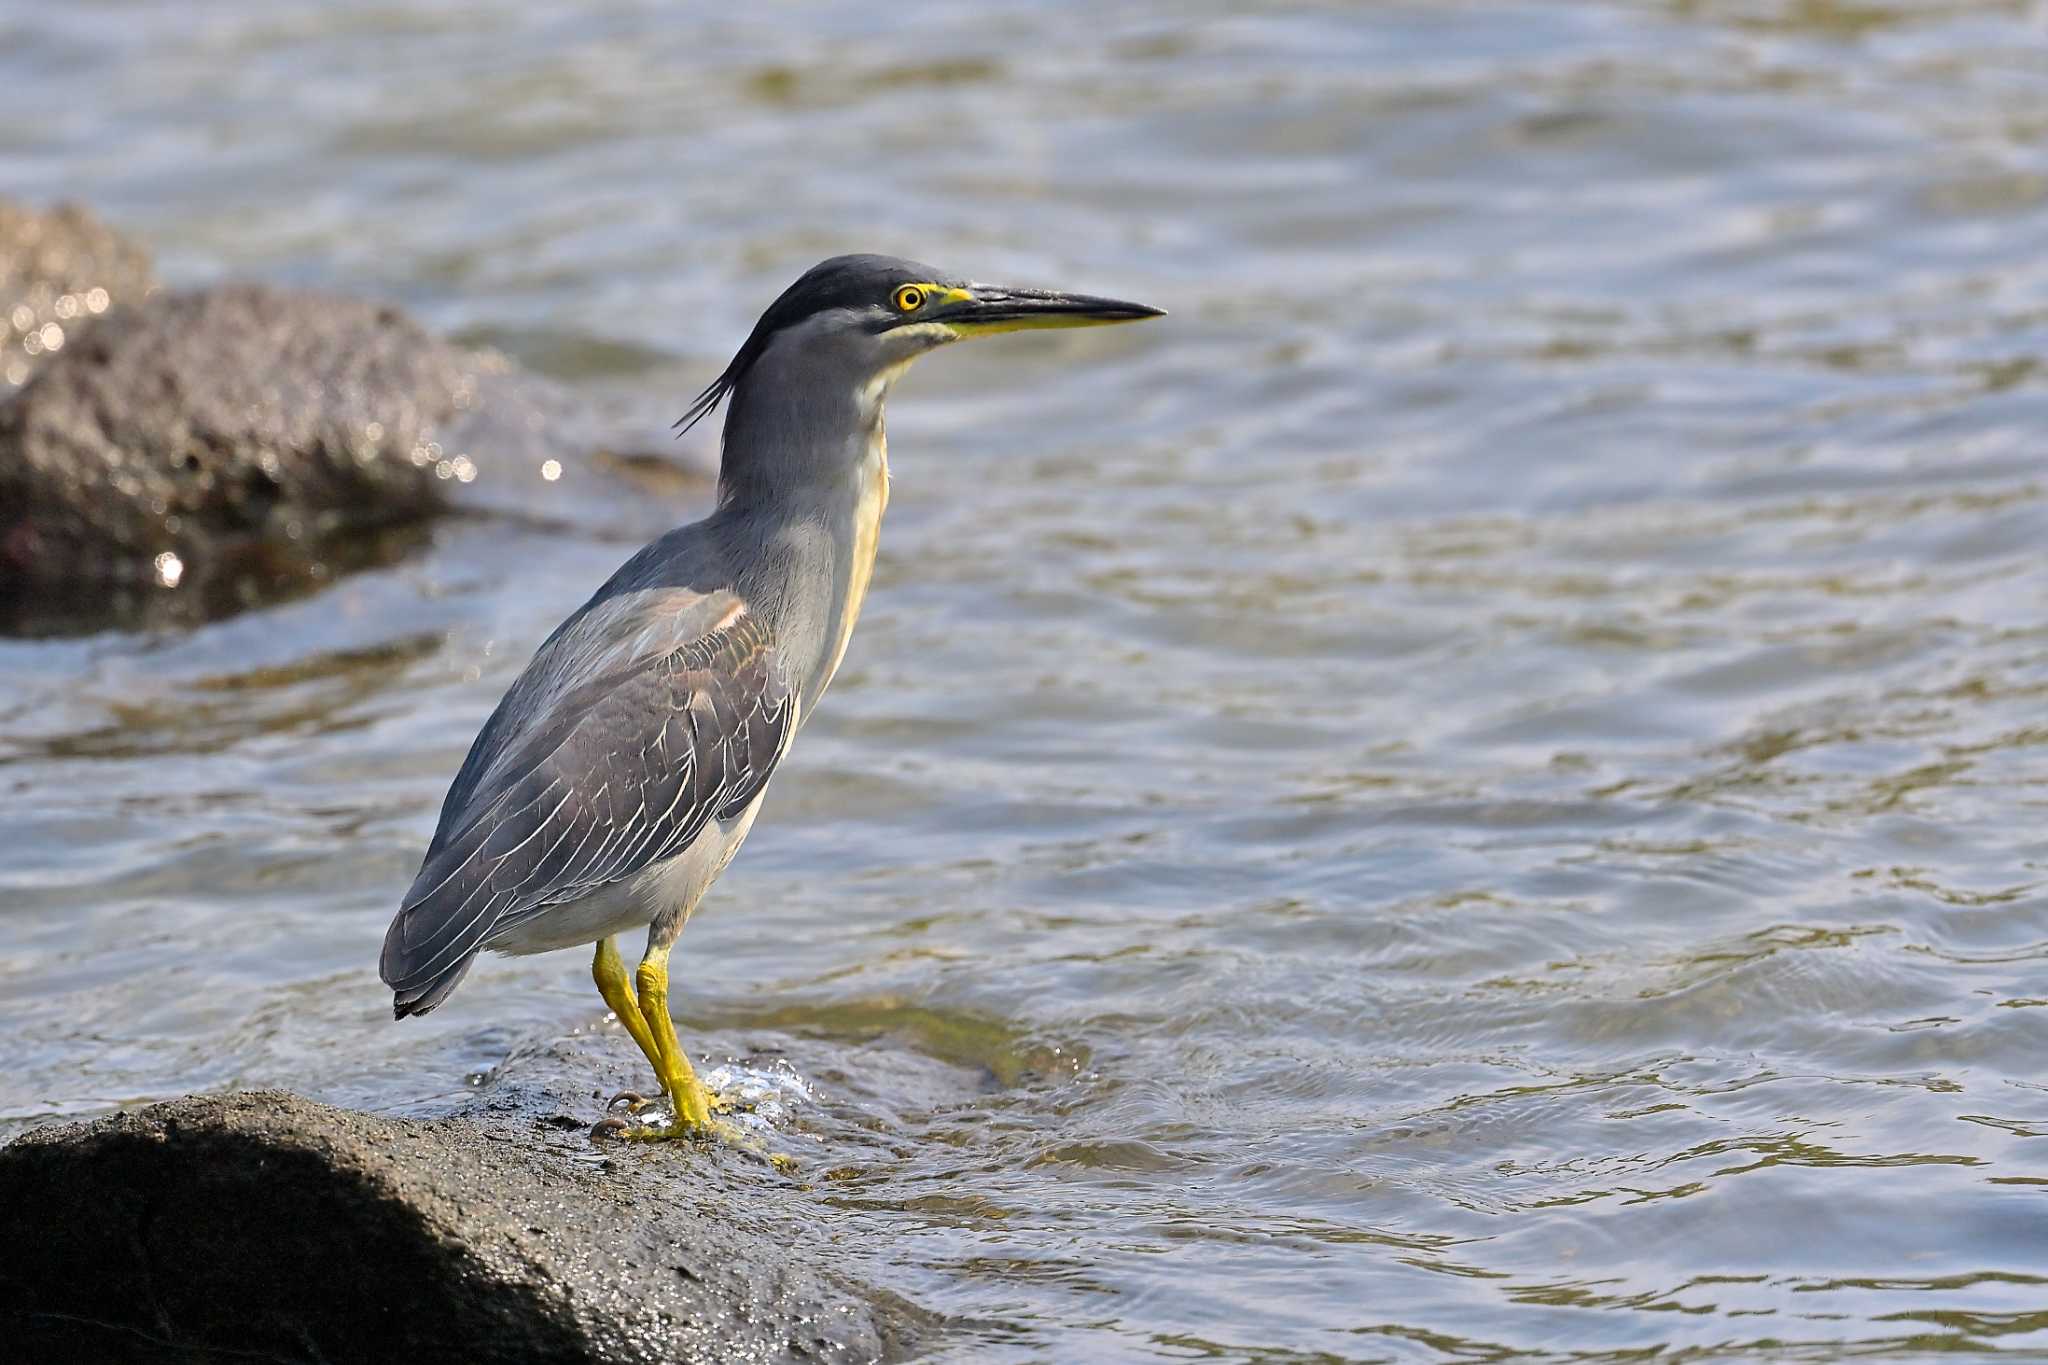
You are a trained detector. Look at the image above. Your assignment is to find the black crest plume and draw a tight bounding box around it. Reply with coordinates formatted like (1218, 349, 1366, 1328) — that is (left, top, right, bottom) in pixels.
(672, 254, 942, 437)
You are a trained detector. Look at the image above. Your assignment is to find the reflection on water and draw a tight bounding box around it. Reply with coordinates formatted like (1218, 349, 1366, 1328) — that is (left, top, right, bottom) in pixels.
(6, 0, 2048, 1358)
(0, 521, 437, 639)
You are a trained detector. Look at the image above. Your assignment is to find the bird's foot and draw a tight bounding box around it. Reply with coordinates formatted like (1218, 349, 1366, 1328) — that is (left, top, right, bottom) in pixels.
(607, 1084, 744, 1117)
(591, 1111, 745, 1145)
(589, 1104, 796, 1172)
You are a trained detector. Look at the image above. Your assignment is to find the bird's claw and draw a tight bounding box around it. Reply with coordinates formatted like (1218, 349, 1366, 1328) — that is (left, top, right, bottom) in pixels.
(590, 1078, 751, 1145)
(611, 1115, 739, 1144)
(590, 1110, 707, 1142)
(612, 1084, 739, 1116)
(589, 1103, 790, 1170)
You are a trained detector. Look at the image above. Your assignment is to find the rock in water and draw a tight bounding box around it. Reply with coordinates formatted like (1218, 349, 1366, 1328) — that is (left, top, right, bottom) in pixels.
(0, 279, 713, 634)
(0, 1091, 924, 1365)
(0, 284, 492, 578)
(0, 198, 156, 390)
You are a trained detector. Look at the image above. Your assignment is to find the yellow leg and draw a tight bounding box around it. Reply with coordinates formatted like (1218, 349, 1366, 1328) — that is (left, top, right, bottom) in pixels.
(589, 941, 784, 1165)
(633, 943, 715, 1134)
(592, 936, 661, 1074)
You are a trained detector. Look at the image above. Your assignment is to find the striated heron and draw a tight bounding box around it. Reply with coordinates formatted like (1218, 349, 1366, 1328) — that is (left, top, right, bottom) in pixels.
(379, 255, 1162, 1139)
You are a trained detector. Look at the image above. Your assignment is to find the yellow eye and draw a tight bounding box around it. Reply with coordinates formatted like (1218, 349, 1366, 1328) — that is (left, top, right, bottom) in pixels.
(892, 284, 927, 313)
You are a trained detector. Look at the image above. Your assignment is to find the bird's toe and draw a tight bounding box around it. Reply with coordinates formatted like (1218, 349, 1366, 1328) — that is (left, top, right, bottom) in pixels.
(605, 1113, 745, 1146)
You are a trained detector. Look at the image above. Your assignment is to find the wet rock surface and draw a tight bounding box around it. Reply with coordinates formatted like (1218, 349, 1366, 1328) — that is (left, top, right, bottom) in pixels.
(0, 1090, 926, 1365)
(0, 279, 708, 634)
(3, 284, 498, 579)
(0, 198, 156, 389)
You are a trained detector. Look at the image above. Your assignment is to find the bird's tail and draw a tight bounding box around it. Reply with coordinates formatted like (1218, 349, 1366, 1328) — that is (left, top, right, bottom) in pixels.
(386, 951, 477, 1019)
(381, 902, 486, 1019)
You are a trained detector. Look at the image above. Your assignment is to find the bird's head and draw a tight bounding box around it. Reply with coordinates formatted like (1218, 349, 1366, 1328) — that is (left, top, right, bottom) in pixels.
(674, 254, 1163, 440)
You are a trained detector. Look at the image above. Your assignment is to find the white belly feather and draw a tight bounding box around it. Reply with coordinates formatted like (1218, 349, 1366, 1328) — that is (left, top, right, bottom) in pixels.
(486, 795, 766, 956)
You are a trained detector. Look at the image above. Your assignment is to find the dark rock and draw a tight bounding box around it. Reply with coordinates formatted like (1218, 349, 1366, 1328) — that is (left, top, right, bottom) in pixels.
(0, 198, 156, 390)
(0, 282, 711, 633)
(0, 1090, 927, 1365)
(0, 283, 493, 574)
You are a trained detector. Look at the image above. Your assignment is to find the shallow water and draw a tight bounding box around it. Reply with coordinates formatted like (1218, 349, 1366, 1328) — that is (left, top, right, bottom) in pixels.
(6, 0, 2048, 1358)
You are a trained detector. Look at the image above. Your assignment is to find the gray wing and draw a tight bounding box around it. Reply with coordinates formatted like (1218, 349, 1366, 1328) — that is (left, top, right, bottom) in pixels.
(380, 590, 795, 1016)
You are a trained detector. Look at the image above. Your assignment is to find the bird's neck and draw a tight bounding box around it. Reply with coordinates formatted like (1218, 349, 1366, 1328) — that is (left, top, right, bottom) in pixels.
(714, 339, 889, 509)
(818, 422, 889, 698)
(715, 361, 893, 712)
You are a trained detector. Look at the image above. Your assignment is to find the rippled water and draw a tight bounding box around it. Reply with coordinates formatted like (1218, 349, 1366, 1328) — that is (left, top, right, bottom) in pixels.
(7, 0, 2048, 1358)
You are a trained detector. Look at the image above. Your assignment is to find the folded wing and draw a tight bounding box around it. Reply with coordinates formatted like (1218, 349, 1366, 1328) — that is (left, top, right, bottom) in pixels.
(380, 589, 794, 1016)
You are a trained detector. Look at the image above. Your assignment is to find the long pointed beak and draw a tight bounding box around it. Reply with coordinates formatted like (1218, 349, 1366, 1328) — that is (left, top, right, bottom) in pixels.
(933, 286, 1165, 337)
